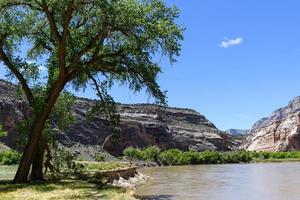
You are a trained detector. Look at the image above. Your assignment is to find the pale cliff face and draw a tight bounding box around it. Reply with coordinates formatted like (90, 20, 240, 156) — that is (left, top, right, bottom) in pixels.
(246, 97, 300, 152)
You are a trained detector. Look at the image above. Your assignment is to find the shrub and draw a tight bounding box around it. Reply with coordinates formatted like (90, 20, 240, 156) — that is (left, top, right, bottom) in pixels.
(122, 146, 300, 166)
(179, 151, 198, 165)
(95, 153, 106, 162)
(158, 149, 182, 165)
(250, 151, 260, 158)
(0, 150, 21, 165)
(0, 124, 7, 137)
(260, 151, 271, 159)
(141, 146, 161, 162)
(223, 151, 253, 163)
(289, 151, 300, 158)
(271, 152, 286, 159)
(199, 151, 222, 164)
(123, 147, 142, 160)
(52, 148, 75, 170)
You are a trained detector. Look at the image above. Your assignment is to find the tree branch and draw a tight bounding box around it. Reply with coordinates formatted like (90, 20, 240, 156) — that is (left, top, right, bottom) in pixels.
(40, 0, 61, 43)
(0, 49, 34, 105)
(62, 1, 75, 43)
(69, 30, 107, 70)
(40, 0, 68, 76)
(88, 73, 105, 102)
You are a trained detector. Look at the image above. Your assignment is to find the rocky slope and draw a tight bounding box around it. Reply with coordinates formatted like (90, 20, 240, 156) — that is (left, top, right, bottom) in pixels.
(245, 96, 300, 151)
(0, 79, 235, 157)
(226, 129, 249, 136)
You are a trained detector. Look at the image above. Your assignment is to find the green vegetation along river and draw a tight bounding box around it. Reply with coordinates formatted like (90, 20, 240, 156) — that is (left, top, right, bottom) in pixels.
(136, 162, 300, 200)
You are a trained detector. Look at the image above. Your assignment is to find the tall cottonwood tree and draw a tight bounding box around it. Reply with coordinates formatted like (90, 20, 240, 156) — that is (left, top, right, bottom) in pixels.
(0, 0, 183, 183)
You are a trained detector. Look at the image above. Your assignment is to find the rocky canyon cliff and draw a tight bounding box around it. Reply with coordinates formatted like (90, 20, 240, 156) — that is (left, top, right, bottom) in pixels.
(0, 80, 235, 157)
(246, 97, 300, 151)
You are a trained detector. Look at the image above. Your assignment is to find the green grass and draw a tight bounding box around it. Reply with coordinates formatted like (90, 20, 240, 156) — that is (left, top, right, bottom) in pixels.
(0, 164, 136, 200)
(0, 165, 18, 180)
(78, 161, 132, 172)
(0, 179, 135, 200)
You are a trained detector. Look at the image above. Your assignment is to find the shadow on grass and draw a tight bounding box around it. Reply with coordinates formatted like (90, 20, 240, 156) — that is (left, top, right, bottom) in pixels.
(0, 179, 107, 194)
(0, 178, 130, 199)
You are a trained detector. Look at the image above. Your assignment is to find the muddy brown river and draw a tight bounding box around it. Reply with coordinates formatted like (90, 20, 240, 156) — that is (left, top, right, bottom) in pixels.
(136, 162, 300, 200)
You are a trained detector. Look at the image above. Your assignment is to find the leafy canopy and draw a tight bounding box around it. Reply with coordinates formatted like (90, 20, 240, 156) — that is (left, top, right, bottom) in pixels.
(0, 0, 183, 107)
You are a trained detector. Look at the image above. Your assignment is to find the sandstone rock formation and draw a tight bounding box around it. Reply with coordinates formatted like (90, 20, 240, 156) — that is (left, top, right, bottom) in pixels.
(226, 129, 249, 136)
(0, 80, 30, 147)
(246, 96, 300, 151)
(0, 79, 235, 157)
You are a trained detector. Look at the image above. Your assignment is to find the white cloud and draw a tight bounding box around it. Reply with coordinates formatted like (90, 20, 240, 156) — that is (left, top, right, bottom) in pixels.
(220, 37, 243, 48)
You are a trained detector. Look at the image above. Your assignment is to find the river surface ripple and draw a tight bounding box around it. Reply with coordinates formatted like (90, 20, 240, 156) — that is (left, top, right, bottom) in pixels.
(135, 162, 300, 200)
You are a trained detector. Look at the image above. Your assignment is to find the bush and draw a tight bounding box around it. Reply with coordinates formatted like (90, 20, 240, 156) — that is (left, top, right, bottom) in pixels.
(198, 151, 223, 164)
(122, 146, 300, 166)
(52, 148, 75, 170)
(123, 147, 142, 160)
(95, 153, 106, 162)
(158, 149, 182, 165)
(271, 152, 286, 159)
(0, 150, 21, 165)
(179, 151, 198, 165)
(260, 151, 271, 159)
(141, 146, 161, 162)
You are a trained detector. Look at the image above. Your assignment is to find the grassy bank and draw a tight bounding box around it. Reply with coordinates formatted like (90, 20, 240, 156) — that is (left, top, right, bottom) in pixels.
(253, 158, 300, 163)
(0, 164, 136, 200)
(123, 146, 300, 165)
(0, 179, 135, 200)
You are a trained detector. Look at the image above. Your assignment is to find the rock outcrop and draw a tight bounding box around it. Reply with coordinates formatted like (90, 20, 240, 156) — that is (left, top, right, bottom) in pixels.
(226, 129, 249, 136)
(0, 80, 30, 148)
(0, 79, 235, 156)
(246, 96, 300, 151)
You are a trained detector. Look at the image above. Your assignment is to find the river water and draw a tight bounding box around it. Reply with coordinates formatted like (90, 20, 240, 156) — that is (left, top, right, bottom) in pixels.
(136, 162, 300, 200)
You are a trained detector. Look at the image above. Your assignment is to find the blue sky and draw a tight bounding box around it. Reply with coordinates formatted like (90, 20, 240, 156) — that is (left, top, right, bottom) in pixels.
(1, 0, 300, 131)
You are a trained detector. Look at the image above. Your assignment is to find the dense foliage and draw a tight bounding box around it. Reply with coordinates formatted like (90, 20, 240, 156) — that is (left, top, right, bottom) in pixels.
(123, 147, 143, 160)
(123, 146, 300, 166)
(0, 150, 21, 165)
(0, 124, 7, 137)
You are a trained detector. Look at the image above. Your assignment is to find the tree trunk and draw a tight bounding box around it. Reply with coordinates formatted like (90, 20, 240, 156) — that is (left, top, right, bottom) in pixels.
(30, 143, 46, 181)
(12, 123, 46, 183)
(13, 79, 66, 183)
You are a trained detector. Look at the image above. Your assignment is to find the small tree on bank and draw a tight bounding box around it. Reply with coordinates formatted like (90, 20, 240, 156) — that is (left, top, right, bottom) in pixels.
(0, 0, 183, 183)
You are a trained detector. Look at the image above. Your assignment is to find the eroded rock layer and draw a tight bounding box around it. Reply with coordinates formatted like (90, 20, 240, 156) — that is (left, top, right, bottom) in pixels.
(246, 97, 300, 151)
(0, 80, 235, 156)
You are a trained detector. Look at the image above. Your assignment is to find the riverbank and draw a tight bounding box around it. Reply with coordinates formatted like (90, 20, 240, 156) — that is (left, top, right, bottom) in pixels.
(253, 158, 300, 163)
(0, 179, 136, 200)
(0, 163, 143, 200)
(2, 150, 300, 200)
(123, 146, 300, 166)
